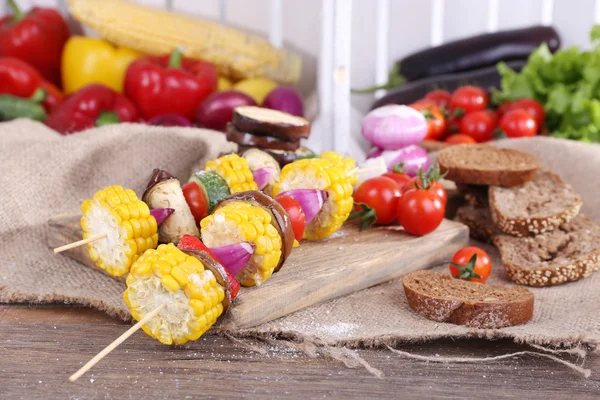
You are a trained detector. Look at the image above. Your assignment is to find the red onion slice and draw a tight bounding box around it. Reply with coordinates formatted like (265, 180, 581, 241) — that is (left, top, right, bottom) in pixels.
(278, 189, 329, 225)
(368, 145, 430, 176)
(252, 167, 275, 190)
(150, 208, 175, 226)
(209, 242, 255, 277)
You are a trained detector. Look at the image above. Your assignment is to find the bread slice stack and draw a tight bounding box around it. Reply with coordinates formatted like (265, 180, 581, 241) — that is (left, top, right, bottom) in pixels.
(439, 144, 600, 287)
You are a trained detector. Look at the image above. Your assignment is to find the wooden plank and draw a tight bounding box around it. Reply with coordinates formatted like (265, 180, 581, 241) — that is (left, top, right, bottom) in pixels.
(47, 214, 468, 329)
(1, 305, 599, 399)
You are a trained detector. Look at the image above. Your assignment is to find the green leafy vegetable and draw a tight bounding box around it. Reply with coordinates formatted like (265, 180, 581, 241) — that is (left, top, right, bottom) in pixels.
(493, 26, 600, 142)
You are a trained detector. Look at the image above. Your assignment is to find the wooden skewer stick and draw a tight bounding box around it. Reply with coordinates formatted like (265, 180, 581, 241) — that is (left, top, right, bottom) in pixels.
(69, 303, 166, 383)
(352, 165, 387, 175)
(54, 233, 108, 254)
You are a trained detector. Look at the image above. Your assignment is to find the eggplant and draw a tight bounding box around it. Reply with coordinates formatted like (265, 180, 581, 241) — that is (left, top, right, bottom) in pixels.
(371, 60, 527, 110)
(397, 26, 559, 82)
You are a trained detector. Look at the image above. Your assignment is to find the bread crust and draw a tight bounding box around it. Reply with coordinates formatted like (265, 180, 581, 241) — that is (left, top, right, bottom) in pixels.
(403, 271, 534, 328)
(437, 145, 540, 187)
(489, 170, 583, 237)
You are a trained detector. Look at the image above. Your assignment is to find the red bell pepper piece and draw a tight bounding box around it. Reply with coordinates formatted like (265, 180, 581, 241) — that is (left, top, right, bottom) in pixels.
(45, 84, 139, 135)
(0, 57, 62, 112)
(177, 234, 241, 300)
(0, 0, 69, 87)
(124, 48, 218, 120)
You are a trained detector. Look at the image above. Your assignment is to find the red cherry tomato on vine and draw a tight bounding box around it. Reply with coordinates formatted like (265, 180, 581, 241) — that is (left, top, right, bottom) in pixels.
(450, 86, 489, 114)
(396, 188, 445, 236)
(382, 168, 411, 188)
(424, 89, 452, 109)
(459, 110, 497, 142)
(402, 177, 447, 205)
(498, 98, 545, 127)
(276, 195, 306, 242)
(499, 109, 538, 138)
(353, 176, 402, 227)
(181, 181, 209, 224)
(444, 133, 476, 144)
(449, 246, 492, 283)
(410, 102, 446, 141)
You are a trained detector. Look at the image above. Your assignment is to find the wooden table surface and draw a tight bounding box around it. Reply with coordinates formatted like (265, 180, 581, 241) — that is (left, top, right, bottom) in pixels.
(1, 304, 599, 399)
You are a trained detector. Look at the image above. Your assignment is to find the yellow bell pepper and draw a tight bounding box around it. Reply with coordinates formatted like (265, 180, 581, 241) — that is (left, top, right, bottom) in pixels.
(61, 36, 141, 94)
(217, 77, 233, 91)
(233, 77, 278, 104)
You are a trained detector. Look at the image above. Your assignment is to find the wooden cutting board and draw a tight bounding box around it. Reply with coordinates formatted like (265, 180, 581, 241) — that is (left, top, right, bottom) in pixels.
(48, 215, 469, 330)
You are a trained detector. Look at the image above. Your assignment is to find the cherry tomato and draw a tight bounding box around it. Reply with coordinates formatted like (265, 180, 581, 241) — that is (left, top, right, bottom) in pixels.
(424, 89, 452, 109)
(444, 133, 476, 144)
(459, 110, 497, 142)
(445, 116, 462, 135)
(449, 246, 492, 283)
(402, 177, 447, 205)
(396, 188, 445, 236)
(276, 195, 306, 242)
(353, 176, 402, 226)
(498, 98, 545, 127)
(382, 166, 412, 188)
(499, 109, 538, 138)
(450, 86, 489, 114)
(181, 181, 209, 224)
(410, 103, 446, 141)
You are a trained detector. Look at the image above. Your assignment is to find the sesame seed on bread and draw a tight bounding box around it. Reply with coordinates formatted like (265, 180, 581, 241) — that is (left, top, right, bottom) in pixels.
(489, 169, 582, 237)
(438, 144, 540, 187)
(403, 270, 534, 328)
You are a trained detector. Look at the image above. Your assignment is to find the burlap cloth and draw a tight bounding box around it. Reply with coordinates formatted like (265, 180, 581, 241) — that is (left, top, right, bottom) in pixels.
(1, 119, 599, 353)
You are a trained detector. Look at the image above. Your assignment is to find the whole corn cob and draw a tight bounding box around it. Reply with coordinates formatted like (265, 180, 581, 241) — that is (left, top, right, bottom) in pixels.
(67, 0, 302, 84)
(200, 201, 282, 287)
(81, 185, 159, 277)
(273, 159, 354, 240)
(205, 154, 258, 194)
(320, 151, 358, 187)
(124, 244, 226, 345)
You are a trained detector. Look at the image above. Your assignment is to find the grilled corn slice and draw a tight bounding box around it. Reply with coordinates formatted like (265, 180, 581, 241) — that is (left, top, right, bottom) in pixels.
(273, 159, 354, 240)
(124, 244, 225, 345)
(205, 154, 258, 194)
(81, 185, 158, 277)
(200, 202, 282, 287)
(320, 151, 358, 187)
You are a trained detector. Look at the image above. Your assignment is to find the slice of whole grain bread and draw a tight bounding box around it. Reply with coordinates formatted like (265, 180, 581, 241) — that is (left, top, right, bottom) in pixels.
(495, 214, 600, 287)
(438, 144, 540, 187)
(456, 205, 499, 244)
(489, 169, 582, 237)
(403, 270, 534, 328)
(455, 183, 489, 207)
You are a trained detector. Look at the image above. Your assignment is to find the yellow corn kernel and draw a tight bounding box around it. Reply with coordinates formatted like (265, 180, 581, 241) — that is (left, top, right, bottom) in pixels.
(205, 154, 258, 193)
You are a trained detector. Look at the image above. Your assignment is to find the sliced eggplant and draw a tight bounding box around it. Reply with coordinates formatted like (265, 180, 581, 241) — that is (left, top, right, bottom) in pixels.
(142, 176, 199, 244)
(242, 148, 282, 196)
(226, 123, 301, 150)
(143, 168, 175, 199)
(239, 146, 316, 168)
(214, 190, 294, 272)
(233, 106, 311, 140)
(183, 249, 233, 313)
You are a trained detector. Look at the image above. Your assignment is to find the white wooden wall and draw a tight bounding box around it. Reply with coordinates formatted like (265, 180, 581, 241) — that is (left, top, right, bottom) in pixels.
(2, 0, 599, 155)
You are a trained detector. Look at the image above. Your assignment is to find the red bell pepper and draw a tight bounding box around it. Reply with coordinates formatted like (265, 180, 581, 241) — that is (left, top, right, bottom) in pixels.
(124, 48, 218, 120)
(0, 0, 69, 87)
(0, 57, 62, 112)
(46, 84, 139, 135)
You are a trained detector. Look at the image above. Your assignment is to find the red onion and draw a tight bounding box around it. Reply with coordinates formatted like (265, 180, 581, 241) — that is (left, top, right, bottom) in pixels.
(150, 208, 175, 225)
(262, 86, 304, 117)
(209, 242, 255, 277)
(368, 145, 429, 176)
(252, 167, 275, 190)
(278, 189, 329, 224)
(366, 147, 383, 159)
(147, 114, 193, 127)
(362, 105, 427, 150)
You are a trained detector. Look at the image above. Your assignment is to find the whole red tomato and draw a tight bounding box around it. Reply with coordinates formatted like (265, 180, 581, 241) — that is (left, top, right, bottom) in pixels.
(499, 109, 538, 138)
(449, 246, 492, 283)
(410, 102, 446, 141)
(444, 133, 476, 144)
(402, 177, 447, 205)
(459, 110, 497, 142)
(450, 86, 489, 114)
(424, 89, 452, 109)
(276, 195, 306, 242)
(396, 188, 445, 236)
(352, 176, 402, 228)
(498, 98, 545, 127)
(382, 165, 411, 188)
